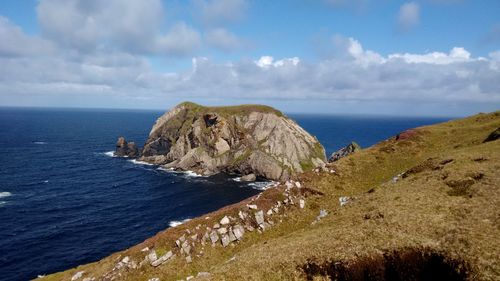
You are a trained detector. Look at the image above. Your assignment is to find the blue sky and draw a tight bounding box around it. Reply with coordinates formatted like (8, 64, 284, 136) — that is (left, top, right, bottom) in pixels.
(0, 0, 499, 116)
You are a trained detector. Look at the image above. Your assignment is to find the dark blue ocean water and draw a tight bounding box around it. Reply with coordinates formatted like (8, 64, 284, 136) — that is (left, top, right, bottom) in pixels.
(0, 108, 449, 280)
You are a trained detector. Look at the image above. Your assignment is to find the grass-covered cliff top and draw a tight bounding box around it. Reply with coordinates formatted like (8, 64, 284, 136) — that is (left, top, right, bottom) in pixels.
(43, 111, 500, 281)
(178, 101, 285, 118)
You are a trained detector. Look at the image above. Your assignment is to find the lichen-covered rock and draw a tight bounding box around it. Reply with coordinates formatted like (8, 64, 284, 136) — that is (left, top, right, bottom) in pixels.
(328, 141, 361, 162)
(139, 102, 326, 181)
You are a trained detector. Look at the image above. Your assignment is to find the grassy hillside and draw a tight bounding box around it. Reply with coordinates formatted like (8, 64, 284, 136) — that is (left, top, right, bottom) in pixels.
(41, 111, 500, 281)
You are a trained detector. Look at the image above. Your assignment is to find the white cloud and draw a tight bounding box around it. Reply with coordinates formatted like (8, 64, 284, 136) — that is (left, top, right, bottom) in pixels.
(255, 56, 300, 68)
(397, 2, 420, 31)
(0, 16, 55, 57)
(36, 0, 200, 56)
(192, 0, 247, 26)
(205, 28, 242, 52)
(388, 47, 472, 64)
(0, 15, 498, 115)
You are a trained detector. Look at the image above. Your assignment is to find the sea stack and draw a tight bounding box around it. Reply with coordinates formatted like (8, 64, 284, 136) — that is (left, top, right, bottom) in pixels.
(131, 102, 326, 180)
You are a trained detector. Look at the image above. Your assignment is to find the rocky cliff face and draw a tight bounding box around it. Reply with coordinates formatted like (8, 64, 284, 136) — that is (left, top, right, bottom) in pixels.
(137, 102, 326, 181)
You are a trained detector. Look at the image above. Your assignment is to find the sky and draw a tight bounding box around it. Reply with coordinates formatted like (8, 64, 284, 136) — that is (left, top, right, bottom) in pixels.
(0, 0, 499, 116)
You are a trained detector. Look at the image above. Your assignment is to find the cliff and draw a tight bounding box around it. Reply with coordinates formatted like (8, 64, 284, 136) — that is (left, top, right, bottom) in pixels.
(137, 102, 326, 181)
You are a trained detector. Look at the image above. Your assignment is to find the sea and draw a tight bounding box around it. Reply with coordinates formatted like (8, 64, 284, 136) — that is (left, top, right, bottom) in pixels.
(0, 107, 450, 280)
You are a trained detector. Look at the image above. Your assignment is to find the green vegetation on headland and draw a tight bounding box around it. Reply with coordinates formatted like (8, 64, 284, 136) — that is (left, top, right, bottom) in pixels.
(42, 111, 500, 281)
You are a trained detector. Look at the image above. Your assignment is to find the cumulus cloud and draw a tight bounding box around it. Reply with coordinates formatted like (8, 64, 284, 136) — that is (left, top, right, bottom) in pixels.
(0, 16, 55, 57)
(192, 0, 248, 26)
(397, 2, 420, 32)
(205, 28, 242, 52)
(36, 0, 200, 56)
(0, 14, 498, 115)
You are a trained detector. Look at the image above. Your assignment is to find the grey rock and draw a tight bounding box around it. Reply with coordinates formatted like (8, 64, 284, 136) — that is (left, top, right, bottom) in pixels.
(148, 250, 158, 262)
(328, 142, 361, 162)
(247, 204, 258, 210)
(217, 227, 228, 235)
(151, 251, 173, 267)
(148, 278, 160, 281)
(186, 256, 192, 263)
(220, 216, 230, 225)
(241, 173, 256, 182)
(299, 199, 305, 209)
(209, 231, 219, 244)
(138, 102, 326, 181)
(232, 225, 245, 240)
(220, 234, 230, 247)
(71, 271, 85, 281)
(484, 127, 500, 142)
(339, 196, 351, 207)
(255, 210, 264, 225)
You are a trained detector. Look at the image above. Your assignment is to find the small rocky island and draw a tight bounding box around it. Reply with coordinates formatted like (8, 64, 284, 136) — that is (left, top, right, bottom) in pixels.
(115, 102, 326, 181)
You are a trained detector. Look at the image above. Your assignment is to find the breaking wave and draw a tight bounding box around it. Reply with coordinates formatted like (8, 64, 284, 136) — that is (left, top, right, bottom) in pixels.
(169, 218, 191, 227)
(0, 192, 12, 198)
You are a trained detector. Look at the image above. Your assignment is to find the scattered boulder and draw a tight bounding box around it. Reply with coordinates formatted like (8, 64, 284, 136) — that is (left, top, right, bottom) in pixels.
(115, 137, 140, 157)
(148, 278, 160, 281)
(484, 127, 500, 142)
(299, 199, 305, 209)
(209, 231, 219, 244)
(328, 142, 361, 162)
(151, 251, 174, 267)
(232, 225, 245, 240)
(339, 196, 351, 207)
(220, 216, 230, 225)
(241, 173, 256, 182)
(255, 210, 265, 226)
(71, 271, 85, 281)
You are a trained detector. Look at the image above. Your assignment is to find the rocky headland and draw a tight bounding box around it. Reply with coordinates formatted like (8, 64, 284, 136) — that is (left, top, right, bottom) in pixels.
(115, 102, 326, 181)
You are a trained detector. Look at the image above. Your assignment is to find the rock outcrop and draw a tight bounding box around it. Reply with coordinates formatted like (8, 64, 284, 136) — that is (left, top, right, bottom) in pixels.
(115, 137, 140, 157)
(136, 102, 326, 181)
(484, 127, 500, 142)
(328, 141, 361, 162)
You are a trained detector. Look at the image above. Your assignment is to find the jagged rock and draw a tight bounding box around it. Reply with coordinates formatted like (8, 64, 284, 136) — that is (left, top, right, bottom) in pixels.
(148, 278, 160, 281)
(484, 127, 500, 142)
(220, 216, 230, 225)
(299, 199, 305, 209)
(186, 256, 192, 263)
(241, 173, 256, 182)
(181, 241, 191, 255)
(255, 210, 264, 226)
(328, 142, 361, 162)
(137, 102, 326, 181)
(82, 278, 95, 281)
(114, 137, 140, 157)
(238, 210, 248, 220)
(266, 209, 273, 215)
(141, 247, 149, 252)
(295, 181, 301, 188)
(221, 234, 230, 247)
(228, 230, 237, 242)
(247, 204, 258, 210)
(209, 231, 219, 243)
(148, 250, 157, 262)
(151, 251, 173, 267)
(71, 271, 84, 281)
(232, 225, 245, 240)
(217, 227, 228, 235)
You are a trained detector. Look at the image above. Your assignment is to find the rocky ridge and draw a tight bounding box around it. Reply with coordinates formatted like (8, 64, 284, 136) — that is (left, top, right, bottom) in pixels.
(118, 102, 326, 181)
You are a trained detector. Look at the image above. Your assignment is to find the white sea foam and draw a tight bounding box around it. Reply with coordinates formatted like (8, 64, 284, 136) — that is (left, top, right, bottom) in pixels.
(248, 181, 277, 191)
(169, 218, 191, 227)
(0, 192, 12, 198)
(43, 180, 49, 183)
(33, 141, 47, 145)
(157, 167, 206, 177)
(232, 177, 242, 182)
(0, 201, 5, 207)
(128, 159, 154, 166)
(103, 151, 116, 157)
